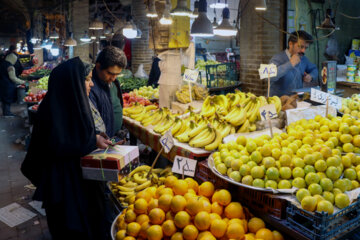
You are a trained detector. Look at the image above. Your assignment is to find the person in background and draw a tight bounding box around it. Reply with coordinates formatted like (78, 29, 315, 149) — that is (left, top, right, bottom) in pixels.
(90, 46, 127, 138)
(21, 57, 112, 240)
(269, 30, 318, 96)
(0, 52, 26, 116)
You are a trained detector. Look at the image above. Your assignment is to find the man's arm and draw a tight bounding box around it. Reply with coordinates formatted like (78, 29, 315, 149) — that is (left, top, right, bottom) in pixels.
(269, 55, 294, 83)
(7, 66, 25, 85)
(304, 58, 319, 82)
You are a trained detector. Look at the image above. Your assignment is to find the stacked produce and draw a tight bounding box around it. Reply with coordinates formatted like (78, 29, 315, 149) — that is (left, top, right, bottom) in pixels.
(117, 69, 148, 90)
(130, 86, 159, 99)
(123, 104, 159, 122)
(123, 93, 153, 107)
(213, 113, 360, 214)
(37, 76, 49, 90)
(109, 166, 174, 207)
(24, 91, 47, 102)
(340, 94, 360, 118)
(175, 85, 209, 104)
(195, 59, 221, 72)
(280, 94, 298, 111)
(114, 174, 284, 240)
(21, 66, 51, 78)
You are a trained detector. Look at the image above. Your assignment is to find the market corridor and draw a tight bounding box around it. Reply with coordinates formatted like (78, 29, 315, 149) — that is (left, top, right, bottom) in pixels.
(0, 105, 50, 240)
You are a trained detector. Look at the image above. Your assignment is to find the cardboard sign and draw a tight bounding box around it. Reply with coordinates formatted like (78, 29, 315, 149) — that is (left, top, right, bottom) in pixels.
(310, 88, 342, 110)
(258, 64, 277, 79)
(183, 69, 199, 83)
(160, 130, 174, 154)
(259, 104, 278, 121)
(172, 156, 197, 177)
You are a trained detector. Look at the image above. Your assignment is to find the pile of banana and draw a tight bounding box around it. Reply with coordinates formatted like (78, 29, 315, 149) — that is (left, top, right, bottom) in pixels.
(200, 90, 281, 133)
(123, 103, 158, 122)
(175, 85, 208, 104)
(109, 165, 174, 207)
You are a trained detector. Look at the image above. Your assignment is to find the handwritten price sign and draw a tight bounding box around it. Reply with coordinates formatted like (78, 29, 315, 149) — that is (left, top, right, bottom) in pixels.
(183, 69, 199, 83)
(160, 130, 174, 154)
(259, 104, 278, 121)
(310, 88, 343, 110)
(172, 156, 197, 177)
(258, 64, 277, 79)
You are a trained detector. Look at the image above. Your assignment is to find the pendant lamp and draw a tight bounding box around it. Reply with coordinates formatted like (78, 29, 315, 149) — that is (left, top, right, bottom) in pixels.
(64, 33, 77, 46)
(214, 7, 237, 36)
(89, 16, 104, 30)
(210, 0, 228, 9)
(49, 29, 59, 39)
(171, 0, 192, 17)
(80, 31, 91, 42)
(50, 43, 60, 56)
(255, 0, 267, 11)
(122, 16, 138, 39)
(190, 1, 199, 18)
(147, 0, 158, 18)
(190, 0, 214, 37)
(160, 0, 173, 25)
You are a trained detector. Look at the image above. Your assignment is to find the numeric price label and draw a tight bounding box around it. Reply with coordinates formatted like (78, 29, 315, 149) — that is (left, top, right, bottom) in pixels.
(160, 130, 174, 154)
(258, 64, 277, 79)
(183, 69, 199, 83)
(310, 88, 343, 110)
(259, 104, 278, 121)
(172, 156, 197, 177)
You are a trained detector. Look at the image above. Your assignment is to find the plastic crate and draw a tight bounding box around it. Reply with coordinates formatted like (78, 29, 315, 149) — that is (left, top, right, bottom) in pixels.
(201, 63, 239, 88)
(285, 196, 360, 240)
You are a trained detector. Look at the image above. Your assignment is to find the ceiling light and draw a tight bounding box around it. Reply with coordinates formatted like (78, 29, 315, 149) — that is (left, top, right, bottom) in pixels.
(171, 0, 192, 17)
(209, 0, 228, 9)
(80, 31, 91, 42)
(189, 1, 199, 18)
(64, 33, 77, 46)
(50, 43, 59, 56)
(160, 0, 173, 24)
(146, 0, 158, 18)
(44, 40, 53, 50)
(212, 17, 219, 28)
(122, 16, 137, 39)
(49, 29, 59, 39)
(30, 37, 40, 44)
(214, 7, 237, 36)
(191, 0, 214, 37)
(100, 35, 106, 39)
(255, 0, 267, 11)
(89, 16, 104, 30)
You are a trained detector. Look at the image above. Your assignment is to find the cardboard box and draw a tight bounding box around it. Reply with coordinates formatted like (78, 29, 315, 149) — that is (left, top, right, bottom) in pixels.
(81, 145, 139, 170)
(82, 167, 120, 182)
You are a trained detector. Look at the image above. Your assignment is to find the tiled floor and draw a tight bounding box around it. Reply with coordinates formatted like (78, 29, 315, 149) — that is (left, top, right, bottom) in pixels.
(0, 104, 50, 240)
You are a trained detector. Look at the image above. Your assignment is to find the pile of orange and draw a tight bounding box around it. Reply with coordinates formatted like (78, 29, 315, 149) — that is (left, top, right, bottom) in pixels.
(116, 176, 284, 240)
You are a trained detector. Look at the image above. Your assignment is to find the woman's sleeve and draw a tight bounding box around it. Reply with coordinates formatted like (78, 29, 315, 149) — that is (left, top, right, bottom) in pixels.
(7, 66, 25, 84)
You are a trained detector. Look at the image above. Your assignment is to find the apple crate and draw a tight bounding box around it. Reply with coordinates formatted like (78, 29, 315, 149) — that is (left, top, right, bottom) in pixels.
(285, 196, 360, 240)
(195, 159, 230, 189)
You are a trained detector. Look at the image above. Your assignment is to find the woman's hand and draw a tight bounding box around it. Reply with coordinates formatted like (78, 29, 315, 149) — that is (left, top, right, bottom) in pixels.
(96, 134, 112, 149)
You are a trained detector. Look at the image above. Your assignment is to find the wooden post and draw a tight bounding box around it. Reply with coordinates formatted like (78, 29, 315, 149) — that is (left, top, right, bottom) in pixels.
(147, 147, 164, 178)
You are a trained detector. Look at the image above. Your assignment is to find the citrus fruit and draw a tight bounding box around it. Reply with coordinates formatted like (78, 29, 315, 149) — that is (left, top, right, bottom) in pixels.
(316, 200, 334, 214)
(126, 222, 141, 237)
(224, 202, 243, 219)
(170, 195, 187, 213)
(278, 180, 291, 189)
(149, 208, 165, 225)
(158, 194, 173, 212)
(292, 167, 305, 178)
(305, 172, 320, 185)
(279, 167, 292, 179)
(213, 189, 231, 206)
(115, 229, 126, 240)
(125, 209, 137, 223)
(265, 180, 278, 189)
(210, 219, 227, 238)
(335, 193, 350, 209)
(171, 232, 184, 240)
(162, 220, 177, 237)
(308, 183, 323, 195)
(136, 214, 149, 225)
(253, 179, 265, 188)
(198, 182, 215, 198)
(173, 180, 189, 196)
(226, 223, 245, 239)
(255, 228, 274, 240)
(292, 177, 306, 188)
(266, 167, 279, 180)
(186, 197, 203, 216)
(248, 217, 265, 233)
(272, 230, 284, 240)
(174, 211, 191, 228)
(296, 190, 311, 202)
(301, 196, 317, 212)
(251, 166, 265, 179)
(194, 211, 211, 231)
(183, 225, 198, 240)
(146, 225, 163, 240)
(134, 198, 148, 214)
(320, 178, 333, 191)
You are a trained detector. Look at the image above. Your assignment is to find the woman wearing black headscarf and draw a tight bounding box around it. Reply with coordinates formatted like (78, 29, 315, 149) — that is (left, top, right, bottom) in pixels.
(21, 57, 112, 240)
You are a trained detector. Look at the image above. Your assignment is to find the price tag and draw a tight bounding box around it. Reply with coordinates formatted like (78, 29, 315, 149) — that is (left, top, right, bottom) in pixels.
(183, 69, 199, 83)
(160, 130, 174, 154)
(310, 88, 343, 110)
(259, 104, 278, 121)
(258, 64, 277, 79)
(172, 156, 197, 177)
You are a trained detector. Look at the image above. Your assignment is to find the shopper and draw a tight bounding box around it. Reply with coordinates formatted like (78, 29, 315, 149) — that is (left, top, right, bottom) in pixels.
(0, 52, 25, 116)
(21, 57, 112, 240)
(90, 46, 127, 138)
(269, 30, 318, 96)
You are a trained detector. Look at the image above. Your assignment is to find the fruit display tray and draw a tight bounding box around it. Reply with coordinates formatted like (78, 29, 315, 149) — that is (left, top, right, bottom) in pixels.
(111, 212, 122, 240)
(285, 196, 360, 240)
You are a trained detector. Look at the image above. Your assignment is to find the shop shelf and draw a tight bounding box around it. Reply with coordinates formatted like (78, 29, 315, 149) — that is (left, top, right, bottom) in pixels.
(199, 62, 240, 89)
(285, 196, 360, 240)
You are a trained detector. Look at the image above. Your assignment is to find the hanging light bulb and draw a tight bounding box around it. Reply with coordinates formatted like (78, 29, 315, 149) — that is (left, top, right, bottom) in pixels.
(146, 0, 158, 18)
(80, 31, 92, 42)
(44, 40, 53, 50)
(189, 1, 199, 18)
(191, 0, 214, 37)
(49, 29, 59, 39)
(210, 0, 228, 9)
(64, 33, 77, 46)
(122, 16, 138, 39)
(212, 17, 219, 28)
(50, 43, 60, 56)
(171, 0, 192, 17)
(30, 36, 40, 44)
(214, 7, 237, 36)
(89, 16, 104, 30)
(255, 0, 267, 11)
(160, 0, 173, 25)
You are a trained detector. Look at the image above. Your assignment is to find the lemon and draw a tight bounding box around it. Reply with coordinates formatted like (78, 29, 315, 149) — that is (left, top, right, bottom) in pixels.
(246, 140, 257, 153)
(292, 167, 305, 178)
(308, 183, 323, 195)
(326, 166, 341, 181)
(250, 151, 262, 164)
(278, 180, 291, 189)
(252, 179, 265, 188)
(251, 166, 264, 179)
(314, 160, 327, 172)
(266, 167, 279, 180)
(265, 180, 278, 189)
(292, 177, 306, 188)
(317, 200, 334, 214)
(320, 178, 333, 191)
(242, 175, 253, 186)
(304, 165, 316, 174)
(230, 159, 243, 171)
(340, 134, 353, 143)
(301, 196, 317, 212)
(279, 167, 292, 180)
(322, 191, 335, 204)
(335, 193, 350, 209)
(216, 163, 227, 175)
(296, 188, 311, 202)
(279, 154, 292, 167)
(271, 148, 282, 160)
(229, 171, 241, 182)
(236, 135, 247, 146)
(305, 172, 320, 185)
(239, 165, 251, 177)
(343, 143, 355, 153)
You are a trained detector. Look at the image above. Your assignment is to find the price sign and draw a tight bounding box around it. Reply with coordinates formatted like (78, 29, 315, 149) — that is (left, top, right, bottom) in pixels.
(310, 88, 343, 110)
(160, 130, 174, 154)
(183, 69, 199, 83)
(172, 156, 197, 177)
(259, 104, 278, 121)
(258, 64, 277, 79)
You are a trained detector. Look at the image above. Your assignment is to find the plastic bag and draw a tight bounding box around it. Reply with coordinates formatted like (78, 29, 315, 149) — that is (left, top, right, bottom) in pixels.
(134, 64, 148, 79)
(345, 55, 354, 65)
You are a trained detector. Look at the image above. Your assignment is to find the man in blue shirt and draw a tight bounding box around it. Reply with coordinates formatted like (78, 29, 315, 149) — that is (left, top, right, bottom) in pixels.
(269, 31, 318, 96)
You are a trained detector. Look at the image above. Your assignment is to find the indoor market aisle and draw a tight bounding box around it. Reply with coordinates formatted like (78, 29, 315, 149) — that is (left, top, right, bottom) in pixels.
(0, 105, 50, 240)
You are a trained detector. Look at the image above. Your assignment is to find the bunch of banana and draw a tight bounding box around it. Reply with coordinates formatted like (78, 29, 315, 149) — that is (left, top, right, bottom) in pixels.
(189, 124, 216, 148)
(109, 166, 174, 207)
(224, 104, 247, 126)
(193, 85, 208, 100)
(123, 103, 158, 122)
(175, 90, 191, 104)
(153, 115, 175, 135)
(267, 95, 282, 114)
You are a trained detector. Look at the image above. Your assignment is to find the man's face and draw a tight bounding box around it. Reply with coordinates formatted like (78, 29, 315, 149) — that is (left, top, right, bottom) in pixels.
(289, 39, 309, 57)
(96, 64, 122, 84)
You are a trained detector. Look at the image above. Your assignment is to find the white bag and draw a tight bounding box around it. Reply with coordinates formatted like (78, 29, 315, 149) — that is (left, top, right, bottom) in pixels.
(134, 64, 148, 79)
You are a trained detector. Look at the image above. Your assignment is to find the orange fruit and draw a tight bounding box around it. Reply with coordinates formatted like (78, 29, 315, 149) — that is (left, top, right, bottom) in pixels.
(160, 187, 174, 197)
(185, 178, 199, 193)
(255, 228, 274, 240)
(136, 190, 151, 202)
(173, 179, 189, 195)
(134, 198, 148, 214)
(183, 224, 199, 240)
(124, 209, 137, 223)
(171, 232, 184, 240)
(244, 233, 256, 240)
(158, 194, 173, 212)
(171, 195, 187, 213)
(210, 219, 227, 238)
(201, 198, 212, 213)
(145, 186, 157, 198)
(136, 214, 149, 225)
(184, 192, 197, 202)
(228, 218, 243, 225)
(211, 202, 223, 215)
(149, 208, 165, 225)
(248, 217, 266, 234)
(222, 217, 229, 224)
(226, 223, 245, 239)
(199, 182, 215, 198)
(213, 189, 231, 206)
(155, 185, 165, 198)
(188, 189, 197, 195)
(165, 175, 178, 188)
(209, 213, 221, 222)
(197, 231, 216, 240)
(194, 211, 211, 231)
(148, 198, 158, 211)
(224, 202, 243, 219)
(123, 237, 136, 240)
(126, 222, 141, 237)
(117, 219, 127, 230)
(166, 211, 175, 220)
(162, 220, 177, 237)
(115, 229, 126, 240)
(272, 230, 284, 240)
(174, 211, 191, 229)
(186, 197, 203, 216)
(146, 225, 163, 240)
(138, 221, 151, 239)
